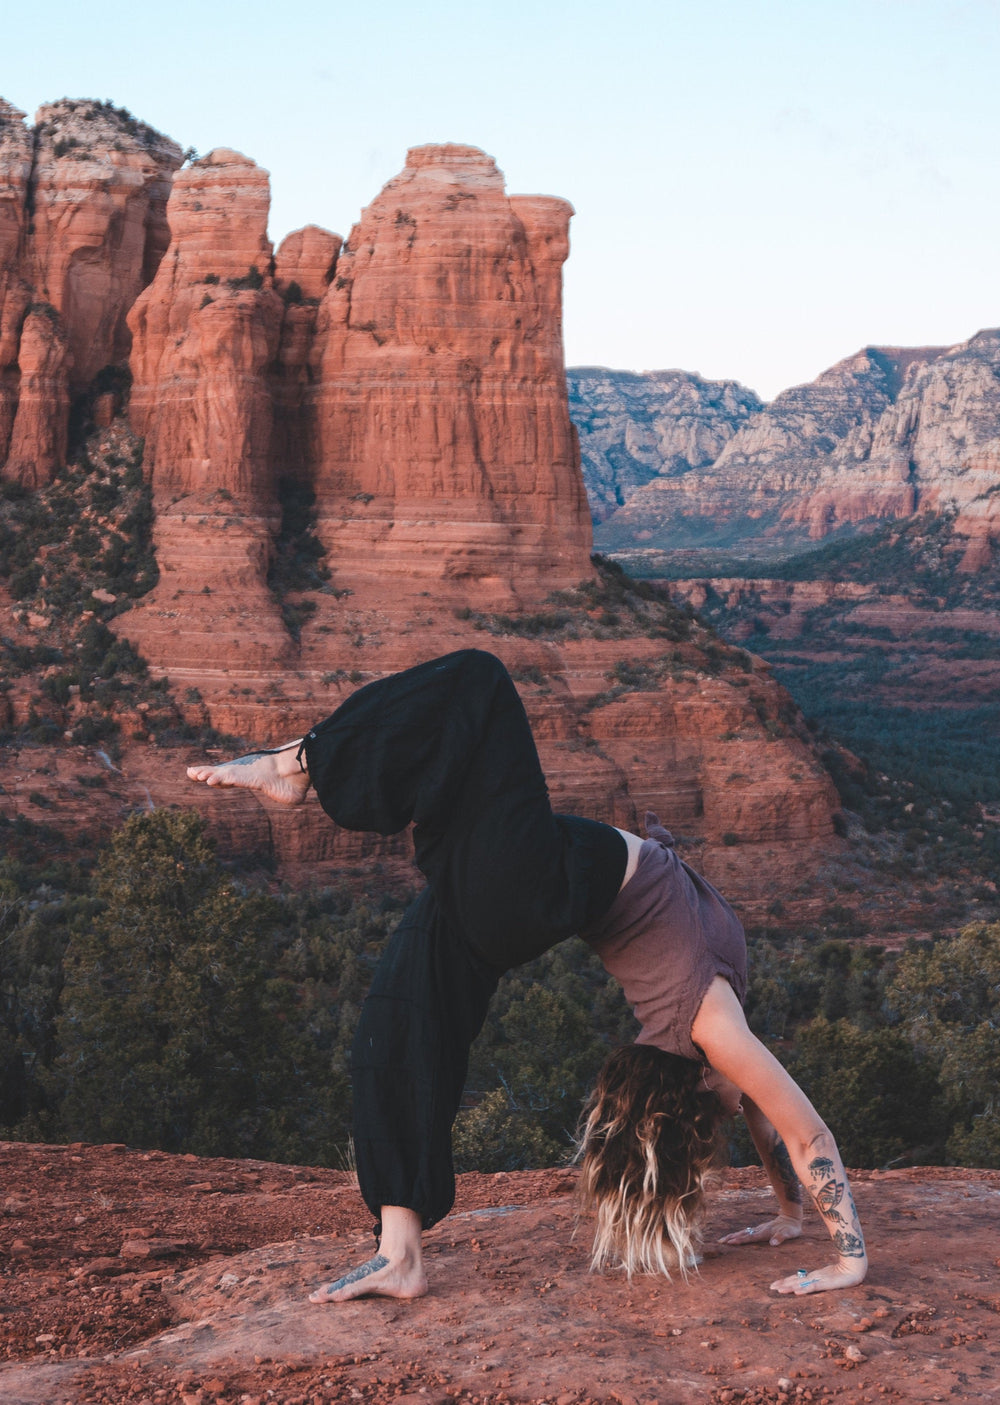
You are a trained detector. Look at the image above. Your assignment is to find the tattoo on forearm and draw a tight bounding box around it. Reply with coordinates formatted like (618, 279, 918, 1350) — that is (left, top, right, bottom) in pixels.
(807, 1157, 865, 1259)
(769, 1136, 803, 1206)
(321, 1253, 388, 1293)
(815, 1175, 845, 1215)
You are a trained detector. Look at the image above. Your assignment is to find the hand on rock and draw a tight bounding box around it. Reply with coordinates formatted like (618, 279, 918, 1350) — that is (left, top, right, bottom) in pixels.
(719, 1214, 803, 1248)
(771, 1256, 868, 1295)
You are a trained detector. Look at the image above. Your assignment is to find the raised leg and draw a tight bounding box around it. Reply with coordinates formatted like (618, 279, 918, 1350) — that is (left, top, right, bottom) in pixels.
(302, 649, 627, 966)
(186, 740, 310, 806)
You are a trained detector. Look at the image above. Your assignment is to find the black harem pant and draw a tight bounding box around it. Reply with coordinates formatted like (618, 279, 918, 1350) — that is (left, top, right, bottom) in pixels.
(300, 650, 627, 1231)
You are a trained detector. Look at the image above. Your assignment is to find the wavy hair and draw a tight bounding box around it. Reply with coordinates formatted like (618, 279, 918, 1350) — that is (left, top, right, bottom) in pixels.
(576, 1044, 724, 1279)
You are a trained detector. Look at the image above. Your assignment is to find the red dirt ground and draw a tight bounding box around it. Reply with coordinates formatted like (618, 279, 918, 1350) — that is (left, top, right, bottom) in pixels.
(1, 1142, 998, 1404)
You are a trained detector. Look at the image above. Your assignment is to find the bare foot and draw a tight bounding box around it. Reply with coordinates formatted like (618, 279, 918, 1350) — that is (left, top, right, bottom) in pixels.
(186, 741, 310, 806)
(308, 1252, 428, 1304)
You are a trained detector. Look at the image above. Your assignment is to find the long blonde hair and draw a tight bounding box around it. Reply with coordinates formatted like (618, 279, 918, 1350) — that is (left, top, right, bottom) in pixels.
(576, 1045, 723, 1279)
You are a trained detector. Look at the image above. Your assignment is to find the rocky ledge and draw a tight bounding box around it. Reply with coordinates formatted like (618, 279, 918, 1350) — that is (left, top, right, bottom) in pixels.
(0, 1141, 997, 1405)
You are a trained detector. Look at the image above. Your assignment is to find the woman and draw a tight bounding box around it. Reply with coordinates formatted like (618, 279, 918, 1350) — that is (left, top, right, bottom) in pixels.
(187, 650, 867, 1303)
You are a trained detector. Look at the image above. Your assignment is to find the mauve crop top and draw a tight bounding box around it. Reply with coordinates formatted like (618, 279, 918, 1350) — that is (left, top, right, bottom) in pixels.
(581, 814, 747, 1063)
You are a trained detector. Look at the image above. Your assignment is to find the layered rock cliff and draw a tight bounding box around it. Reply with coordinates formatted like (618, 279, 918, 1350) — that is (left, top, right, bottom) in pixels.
(125, 148, 295, 669)
(120, 142, 598, 672)
(310, 145, 591, 605)
(0, 101, 34, 470)
(0, 98, 182, 486)
(586, 334, 1000, 569)
(567, 366, 762, 521)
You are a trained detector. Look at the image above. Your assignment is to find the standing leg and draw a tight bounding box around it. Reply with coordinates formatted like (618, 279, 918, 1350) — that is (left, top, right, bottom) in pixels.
(299, 652, 626, 1242)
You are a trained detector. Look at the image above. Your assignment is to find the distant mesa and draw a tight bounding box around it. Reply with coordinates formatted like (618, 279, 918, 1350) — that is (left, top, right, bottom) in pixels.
(573, 337, 1000, 571)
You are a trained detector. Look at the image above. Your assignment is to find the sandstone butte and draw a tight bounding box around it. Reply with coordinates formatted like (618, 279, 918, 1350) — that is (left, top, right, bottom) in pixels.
(0, 103, 842, 911)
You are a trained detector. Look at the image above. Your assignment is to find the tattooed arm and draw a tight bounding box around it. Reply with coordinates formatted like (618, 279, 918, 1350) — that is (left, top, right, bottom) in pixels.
(692, 978, 868, 1295)
(718, 1097, 804, 1247)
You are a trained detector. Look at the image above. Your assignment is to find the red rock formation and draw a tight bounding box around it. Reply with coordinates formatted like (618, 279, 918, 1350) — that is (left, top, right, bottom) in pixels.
(2, 305, 71, 487)
(28, 100, 182, 390)
(128, 148, 281, 503)
(0, 98, 181, 485)
(0, 102, 35, 469)
(124, 149, 295, 670)
(270, 225, 342, 487)
(309, 144, 591, 606)
(0, 120, 846, 905)
(274, 225, 340, 301)
(103, 141, 842, 904)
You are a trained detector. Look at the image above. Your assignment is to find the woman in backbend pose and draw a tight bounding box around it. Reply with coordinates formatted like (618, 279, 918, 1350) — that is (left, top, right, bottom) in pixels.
(187, 650, 867, 1303)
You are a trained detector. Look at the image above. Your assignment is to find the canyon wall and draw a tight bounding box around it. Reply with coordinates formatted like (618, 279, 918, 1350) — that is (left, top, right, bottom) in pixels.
(583, 336, 1000, 569)
(567, 367, 763, 522)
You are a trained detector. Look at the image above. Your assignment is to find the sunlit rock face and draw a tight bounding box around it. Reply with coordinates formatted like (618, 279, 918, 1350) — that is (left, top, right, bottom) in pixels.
(124, 148, 294, 669)
(308, 144, 592, 608)
(28, 99, 182, 389)
(0, 97, 182, 486)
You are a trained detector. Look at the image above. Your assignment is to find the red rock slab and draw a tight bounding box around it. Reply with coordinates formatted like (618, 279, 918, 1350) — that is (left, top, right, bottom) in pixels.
(1, 1151, 998, 1404)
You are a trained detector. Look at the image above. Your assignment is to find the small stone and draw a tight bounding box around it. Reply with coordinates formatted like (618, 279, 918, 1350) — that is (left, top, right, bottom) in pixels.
(79, 1257, 122, 1277)
(844, 1344, 866, 1362)
(778, 1379, 794, 1391)
(120, 1236, 182, 1258)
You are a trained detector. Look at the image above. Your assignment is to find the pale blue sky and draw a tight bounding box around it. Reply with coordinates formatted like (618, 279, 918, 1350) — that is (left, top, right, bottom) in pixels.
(4, 0, 998, 399)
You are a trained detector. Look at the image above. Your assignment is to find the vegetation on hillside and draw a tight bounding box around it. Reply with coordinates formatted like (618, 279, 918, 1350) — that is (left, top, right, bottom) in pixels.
(622, 514, 1000, 913)
(2, 810, 997, 1171)
(0, 429, 238, 753)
